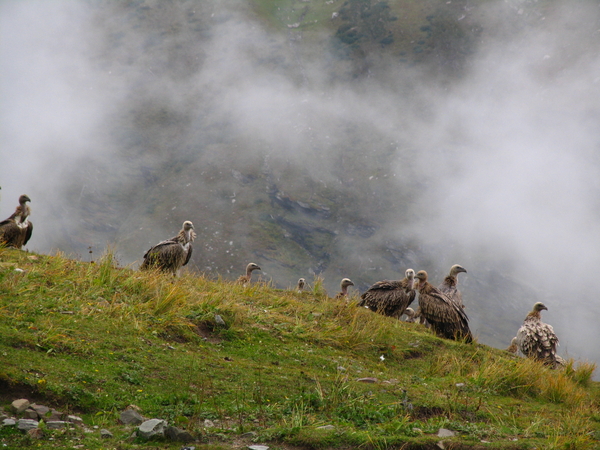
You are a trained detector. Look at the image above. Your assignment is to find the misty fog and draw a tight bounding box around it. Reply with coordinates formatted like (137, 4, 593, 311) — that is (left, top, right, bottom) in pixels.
(2, 0, 600, 372)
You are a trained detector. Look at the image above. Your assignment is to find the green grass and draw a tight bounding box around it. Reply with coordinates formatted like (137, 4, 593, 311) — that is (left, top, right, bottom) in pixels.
(1, 247, 599, 450)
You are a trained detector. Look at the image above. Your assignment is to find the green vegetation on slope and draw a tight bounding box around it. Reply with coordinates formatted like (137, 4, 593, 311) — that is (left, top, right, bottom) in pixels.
(1, 247, 599, 449)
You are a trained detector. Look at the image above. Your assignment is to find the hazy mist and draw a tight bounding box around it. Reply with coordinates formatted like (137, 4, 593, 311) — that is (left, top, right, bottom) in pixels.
(2, 0, 600, 371)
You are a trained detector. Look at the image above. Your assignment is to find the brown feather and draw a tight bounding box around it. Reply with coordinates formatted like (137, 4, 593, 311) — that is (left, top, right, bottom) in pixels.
(0, 195, 33, 249)
(415, 270, 472, 342)
(140, 221, 195, 276)
(359, 269, 416, 318)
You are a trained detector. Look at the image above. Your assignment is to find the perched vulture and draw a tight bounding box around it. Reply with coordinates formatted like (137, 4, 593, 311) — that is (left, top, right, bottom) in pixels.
(358, 269, 416, 319)
(236, 263, 261, 284)
(403, 307, 417, 323)
(438, 264, 467, 309)
(0, 194, 33, 249)
(297, 278, 306, 292)
(414, 270, 473, 343)
(516, 302, 562, 368)
(140, 221, 195, 276)
(334, 278, 354, 299)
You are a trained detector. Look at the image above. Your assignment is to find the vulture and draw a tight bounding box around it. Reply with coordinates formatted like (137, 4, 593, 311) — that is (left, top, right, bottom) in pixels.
(403, 307, 417, 323)
(438, 264, 467, 309)
(516, 302, 562, 368)
(236, 263, 261, 284)
(414, 270, 473, 343)
(358, 269, 416, 319)
(0, 194, 33, 249)
(297, 278, 306, 292)
(334, 278, 354, 299)
(140, 221, 195, 276)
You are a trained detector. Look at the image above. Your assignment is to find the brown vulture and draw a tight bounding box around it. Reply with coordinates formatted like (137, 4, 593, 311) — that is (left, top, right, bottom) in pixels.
(358, 268, 416, 319)
(236, 263, 261, 284)
(297, 278, 306, 292)
(0, 194, 33, 249)
(414, 270, 473, 342)
(140, 221, 195, 276)
(438, 264, 467, 309)
(515, 302, 562, 368)
(334, 278, 354, 299)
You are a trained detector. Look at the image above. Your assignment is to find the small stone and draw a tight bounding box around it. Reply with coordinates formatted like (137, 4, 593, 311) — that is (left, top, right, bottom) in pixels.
(48, 409, 65, 421)
(241, 431, 257, 438)
(356, 377, 378, 383)
(67, 415, 84, 426)
(248, 446, 269, 450)
(138, 419, 167, 439)
(120, 409, 144, 425)
(203, 419, 215, 428)
(100, 428, 114, 438)
(214, 314, 226, 326)
(17, 419, 38, 431)
(165, 425, 194, 442)
(437, 428, 456, 438)
(455, 383, 465, 388)
(23, 409, 39, 420)
(317, 425, 335, 430)
(30, 404, 50, 417)
(27, 427, 44, 439)
(11, 399, 30, 414)
(2, 418, 16, 427)
(46, 421, 67, 430)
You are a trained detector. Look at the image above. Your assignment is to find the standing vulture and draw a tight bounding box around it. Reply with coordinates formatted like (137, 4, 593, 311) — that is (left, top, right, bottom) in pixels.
(0, 194, 33, 249)
(358, 269, 416, 319)
(334, 278, 354, 299)
(236, 263, 261, 284)
(414, 270, 473, 343)
(140, 221, 195, 276)
(516, 302, 562, 368)
(297, 278, 306, 292)
(506, 337, 518, 354)
(438, 264, 467, 309)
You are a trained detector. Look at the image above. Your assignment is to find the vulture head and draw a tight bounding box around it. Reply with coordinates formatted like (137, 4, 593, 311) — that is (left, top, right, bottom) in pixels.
(414, 270, 428, 288)
(405, 268, 415, 280)
(182, 220, 194, 231)
(449, 264, 467, 276)
(19, 195, 31, 205)
(297, 278, 306, 290)
(532, 302, 548, 312)
(340, 278, 354, 289)
(246, 263, 261, 273)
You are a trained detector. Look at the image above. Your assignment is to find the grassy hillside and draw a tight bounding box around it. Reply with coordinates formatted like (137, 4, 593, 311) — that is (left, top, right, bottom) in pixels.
(1, 247, 599, 449)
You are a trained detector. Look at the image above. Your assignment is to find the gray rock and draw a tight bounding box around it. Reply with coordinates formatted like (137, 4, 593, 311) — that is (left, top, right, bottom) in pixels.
(120, 409, 144, 425)
(203, 419, 215, 428)
(317, 425, 335, 430)
(165, 425, 194, 442)
(30, 404, 50, 417)
(11, 399, 30, 414)
(67, 415, 84, 426)
(24, 409, 39, 420)
(356, 377, 378, 383)
(214, 314, 226, 326)
(17, 419, 38, 431)
(437, 428, 456, 438)
(100, 428, 113, 438)
(138, 419, 167, 439)
(240, 431, 257, 438)
(46, 421, 67, 430)
(2, 418, 16, 427)
(248, 446, 269, 450)
(48, 409, 65, 421)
